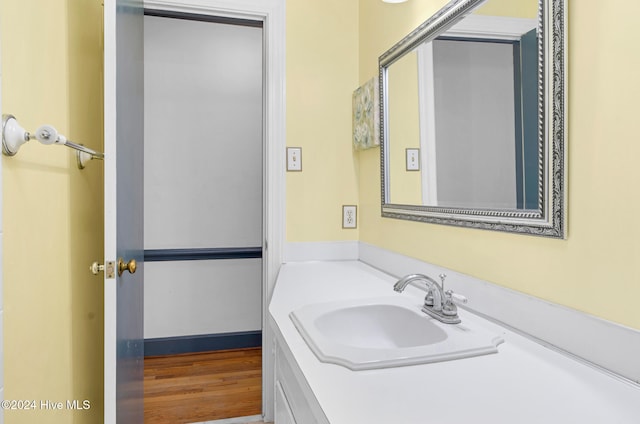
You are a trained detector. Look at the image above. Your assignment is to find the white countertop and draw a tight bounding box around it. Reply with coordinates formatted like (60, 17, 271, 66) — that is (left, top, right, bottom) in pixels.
(269, 261, 640, 424)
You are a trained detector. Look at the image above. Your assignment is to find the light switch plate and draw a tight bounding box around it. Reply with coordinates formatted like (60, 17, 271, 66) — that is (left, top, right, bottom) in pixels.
(342, 205, 357, 229)
(287, 147, 302, 171)
(406, 148, 420, 171)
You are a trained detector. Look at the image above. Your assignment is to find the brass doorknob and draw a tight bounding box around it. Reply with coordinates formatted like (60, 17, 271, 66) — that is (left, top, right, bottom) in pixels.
(118, 258, 137, 276)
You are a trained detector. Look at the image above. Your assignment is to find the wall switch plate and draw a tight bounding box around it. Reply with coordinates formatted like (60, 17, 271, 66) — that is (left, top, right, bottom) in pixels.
(287, 147, 302, 171)
(406, 148, 420, 171)
(342, 205, 357, 229)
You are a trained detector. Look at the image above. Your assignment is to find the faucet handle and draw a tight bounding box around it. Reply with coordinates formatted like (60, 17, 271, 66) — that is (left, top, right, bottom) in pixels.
(445, 289, 467, 305)
(424, 274, 449, 307)
(442, 289, 466, 318)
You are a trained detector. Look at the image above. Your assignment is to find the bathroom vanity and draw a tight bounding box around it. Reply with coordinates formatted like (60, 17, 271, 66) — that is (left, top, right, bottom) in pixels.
(269, 261, 640, 424)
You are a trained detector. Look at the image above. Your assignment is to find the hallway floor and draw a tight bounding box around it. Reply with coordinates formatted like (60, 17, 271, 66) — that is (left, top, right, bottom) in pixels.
(144, 348, 262, 424)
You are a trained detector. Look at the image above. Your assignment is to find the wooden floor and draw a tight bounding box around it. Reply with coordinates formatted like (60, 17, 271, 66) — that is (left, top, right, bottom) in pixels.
(144, 348, 262, 424)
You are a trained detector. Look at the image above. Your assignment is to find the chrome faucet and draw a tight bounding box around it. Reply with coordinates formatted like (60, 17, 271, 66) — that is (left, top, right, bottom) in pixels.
(394, 273, 465, 324)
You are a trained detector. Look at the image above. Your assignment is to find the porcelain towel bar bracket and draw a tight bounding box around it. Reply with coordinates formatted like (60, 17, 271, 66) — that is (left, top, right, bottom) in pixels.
(1, 114, 104, 169)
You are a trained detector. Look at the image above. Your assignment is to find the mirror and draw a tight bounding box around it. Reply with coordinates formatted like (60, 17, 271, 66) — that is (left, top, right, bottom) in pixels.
(380, 0, 566, 238)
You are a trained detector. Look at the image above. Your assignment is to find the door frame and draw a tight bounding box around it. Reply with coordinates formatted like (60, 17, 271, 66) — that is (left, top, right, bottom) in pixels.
(0, 24, 4, 420)
(142, 0, 285, 420)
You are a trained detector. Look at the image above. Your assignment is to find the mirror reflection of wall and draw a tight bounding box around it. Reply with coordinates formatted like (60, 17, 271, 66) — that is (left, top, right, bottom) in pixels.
(387, 51, 422, 205)
(386, 0, 540, 211)
(474, 0, 537, 19)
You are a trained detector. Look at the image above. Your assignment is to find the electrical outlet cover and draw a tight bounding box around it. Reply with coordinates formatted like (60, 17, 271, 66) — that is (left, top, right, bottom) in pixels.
(342, 205, 357, 229)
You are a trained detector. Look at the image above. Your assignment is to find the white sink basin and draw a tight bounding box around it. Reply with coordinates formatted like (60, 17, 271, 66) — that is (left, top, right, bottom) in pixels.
(290, 296, 504, 370)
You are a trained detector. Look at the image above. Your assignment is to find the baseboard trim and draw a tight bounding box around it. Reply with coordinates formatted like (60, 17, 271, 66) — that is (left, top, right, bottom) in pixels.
(191, 415, 264, 424)
(144, 331, 262, 357)
(283, 241, 359, 262)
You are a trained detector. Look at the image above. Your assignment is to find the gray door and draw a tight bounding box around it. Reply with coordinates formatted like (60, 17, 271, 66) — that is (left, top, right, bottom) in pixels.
(103, 0, 145, 421)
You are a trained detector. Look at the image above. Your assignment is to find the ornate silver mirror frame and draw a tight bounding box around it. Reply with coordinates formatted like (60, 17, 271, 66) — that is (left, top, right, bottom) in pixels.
(379, 0, 566, 238)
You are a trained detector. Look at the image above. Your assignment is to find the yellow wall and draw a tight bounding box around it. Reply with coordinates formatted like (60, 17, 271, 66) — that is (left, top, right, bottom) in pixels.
(1, 0, 104, 422)
(475, 0, 537, 18)
(0, 0, 360, 420)
(286, 0, 360, 241)
(359, 0, 640, 330)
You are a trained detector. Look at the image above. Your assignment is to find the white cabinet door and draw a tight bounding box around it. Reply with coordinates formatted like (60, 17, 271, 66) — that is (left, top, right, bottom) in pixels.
(275, 381, 297, 424)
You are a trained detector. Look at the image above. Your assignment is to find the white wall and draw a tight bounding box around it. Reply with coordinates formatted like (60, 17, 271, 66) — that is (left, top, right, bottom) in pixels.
(145, 259, 262, 338)
(143, 15, 263, 338)
(433, 39, 517, 209)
